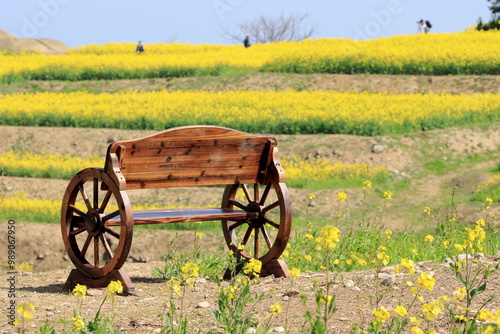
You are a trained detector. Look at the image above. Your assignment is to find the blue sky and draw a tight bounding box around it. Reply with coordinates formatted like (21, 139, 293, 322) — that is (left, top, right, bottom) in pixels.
(1, 0, 493, 47)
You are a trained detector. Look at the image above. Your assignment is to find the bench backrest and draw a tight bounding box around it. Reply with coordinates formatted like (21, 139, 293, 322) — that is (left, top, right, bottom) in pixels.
(105, 126, 284, 190)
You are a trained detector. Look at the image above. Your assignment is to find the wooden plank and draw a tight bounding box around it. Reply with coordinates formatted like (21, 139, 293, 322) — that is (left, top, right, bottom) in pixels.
(105, 208, 258, 226)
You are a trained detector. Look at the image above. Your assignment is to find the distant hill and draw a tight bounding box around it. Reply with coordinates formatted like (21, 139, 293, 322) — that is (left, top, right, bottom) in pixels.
(0, 28, 70, 54)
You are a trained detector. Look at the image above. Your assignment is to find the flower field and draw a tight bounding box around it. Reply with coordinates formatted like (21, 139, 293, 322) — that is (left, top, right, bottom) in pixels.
(3, 29, 500, 334)
(1, 90, 499, 135)
(1, 31, 500, 82)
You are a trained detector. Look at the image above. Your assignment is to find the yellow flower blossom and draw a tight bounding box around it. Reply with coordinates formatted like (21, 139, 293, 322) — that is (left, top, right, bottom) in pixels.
(106, 280, 123, 297)
(425, 234, 434, 242)
(335, 192, 347, 202)
(270, 302, 283, 315)
(372, 307, 391, 322)
(417, 272, 435, 292)
(73, 315, 86, 330)
(394, 305, 408, 317)
(243, 258, 262, 277)
(290, 267, 301, 278)
(72, 284, 87, 299)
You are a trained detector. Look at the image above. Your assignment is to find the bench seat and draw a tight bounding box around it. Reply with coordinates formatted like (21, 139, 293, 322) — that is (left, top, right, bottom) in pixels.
(106, 207, 258, 226)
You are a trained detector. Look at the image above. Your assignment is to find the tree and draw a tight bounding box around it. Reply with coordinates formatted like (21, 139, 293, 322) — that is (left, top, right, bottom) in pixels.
(487, 0, 500, 18)
(222, 13, 318, 44)
(477, 0, 500, 31)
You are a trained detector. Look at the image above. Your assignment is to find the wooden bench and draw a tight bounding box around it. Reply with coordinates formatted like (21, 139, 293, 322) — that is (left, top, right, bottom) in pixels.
(61, 126, 292, 292)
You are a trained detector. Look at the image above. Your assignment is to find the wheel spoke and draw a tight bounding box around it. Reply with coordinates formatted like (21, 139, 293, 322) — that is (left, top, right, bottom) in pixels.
(100, 234, 114, 259)
(229, 200, 247, 211)
(242, 226, 253, 246)
(78, 183, 92, 211)
(265, 217, 280, 230)
(254, 228, 260, 258)
(94, 236, 99, 267)
(260, 226, 273, 249)
(259, 182, 272, 205)
(241, 184, 253, 202)
(69, 204, 86, 218)
(103, 226, 120, 239)
(253, 184, 259, 203)
(81, 234, 92, 257)
(102, 210, 120, 222)
(99, 190, 112, 213)
(263, 200, 279, 213)
(70, 226, 86, 236)
(93, 178, 99, 209)
(228, 221, 246, 231)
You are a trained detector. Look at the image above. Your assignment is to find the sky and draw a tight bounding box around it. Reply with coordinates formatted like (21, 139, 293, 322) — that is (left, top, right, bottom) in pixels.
(1, 0, 493, 47)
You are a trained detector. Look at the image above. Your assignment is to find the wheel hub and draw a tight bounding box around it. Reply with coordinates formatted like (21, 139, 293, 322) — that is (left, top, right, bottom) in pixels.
(84, 209, 102, 234)
(247, 202, 266, 226)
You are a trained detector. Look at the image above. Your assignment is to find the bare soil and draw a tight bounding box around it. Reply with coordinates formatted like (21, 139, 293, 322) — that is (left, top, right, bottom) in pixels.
(2, 256, 500, 333)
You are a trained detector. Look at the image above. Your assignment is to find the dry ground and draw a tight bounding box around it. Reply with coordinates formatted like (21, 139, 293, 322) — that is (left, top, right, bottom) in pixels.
(2, 257, 500, 333)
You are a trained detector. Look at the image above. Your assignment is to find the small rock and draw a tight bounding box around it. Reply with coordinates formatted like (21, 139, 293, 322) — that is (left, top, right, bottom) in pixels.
(46, 311, 54, 318)
(343, 280, 355, 288)
(351, 286, 361, 291)
(453, 254, 473, 262)
(196, 301, 210, 308)
(494, 250, 500, 261)
(381, 275, 396, 286)
(282, 295, 290, 301)
(273, 327, 285, 333)
(37, 254, 45, 260)
(308, 200, 316, 207)
(153, 329, 162, 333)
(380, 265, 396, 273)
(246, 328, 257, 334)
(196, 277, 207, 284)
(474, 253, 485, 260)
(4, 186, 13, 192)
(371, 144, 385, 154)
(444, 258, 454, 267)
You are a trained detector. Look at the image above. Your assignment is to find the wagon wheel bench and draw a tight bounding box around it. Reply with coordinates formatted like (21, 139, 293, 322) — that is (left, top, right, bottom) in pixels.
(61, 126, 292, 292)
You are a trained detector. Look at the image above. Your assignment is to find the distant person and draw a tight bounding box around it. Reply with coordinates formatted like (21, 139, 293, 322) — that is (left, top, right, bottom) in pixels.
(136, 41, 145, 53)
(243, 34, 251, 48)
(417, 19, 432, 33)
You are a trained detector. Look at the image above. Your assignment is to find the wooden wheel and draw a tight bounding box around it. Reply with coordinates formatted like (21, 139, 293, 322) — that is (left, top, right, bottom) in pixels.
(221, 179, 292, 265)
(61, 168, 133, 278)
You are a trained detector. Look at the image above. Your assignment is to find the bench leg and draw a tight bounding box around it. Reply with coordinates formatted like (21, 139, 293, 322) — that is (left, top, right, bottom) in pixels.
(223, 259, 290, 280)
(261, 259, 290, 278)
(64, 269, 135, 293)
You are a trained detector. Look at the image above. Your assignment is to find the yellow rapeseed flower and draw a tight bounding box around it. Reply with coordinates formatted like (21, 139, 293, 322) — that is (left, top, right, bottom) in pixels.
(270, 302, 283, 315)
(411, 326, 424, 334)
(17, 302, 35, 319)
(383, 191, 392, 200)
(73, 315, 86, 330)
(394, 305, 408, 317)
(425, 234, 434, 243)
(72, 284, 87, 299)
(417, 272, 435, 292)
(372, 307, 391, 322)
(243, 258, 262, 277)
(290, 267, 301, 278)
(315, 225, 340, 250)
(106, 280, 123, 297)
(335, 192, 347, 202)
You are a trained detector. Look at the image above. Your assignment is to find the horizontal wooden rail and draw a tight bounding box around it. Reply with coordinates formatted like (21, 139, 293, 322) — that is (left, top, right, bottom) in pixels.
(105, 208, 258, 226)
